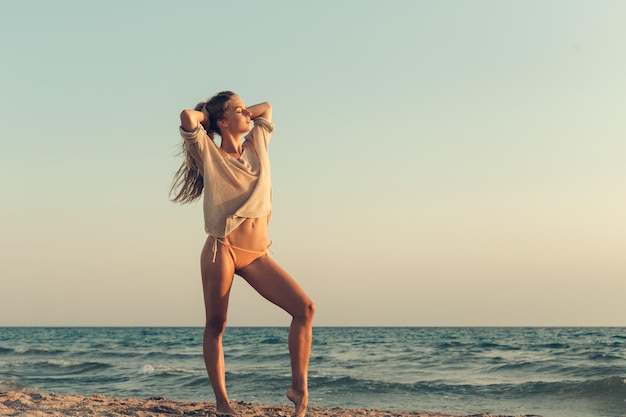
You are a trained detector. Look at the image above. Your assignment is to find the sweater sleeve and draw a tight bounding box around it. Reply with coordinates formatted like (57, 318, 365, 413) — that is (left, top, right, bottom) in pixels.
(179, 123, 211, 153)
(245, 117, 275, 150)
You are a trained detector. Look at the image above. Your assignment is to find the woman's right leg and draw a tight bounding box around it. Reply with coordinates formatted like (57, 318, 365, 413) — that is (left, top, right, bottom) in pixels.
(200, 237, 237, 415)
(237, 255, 315, 417)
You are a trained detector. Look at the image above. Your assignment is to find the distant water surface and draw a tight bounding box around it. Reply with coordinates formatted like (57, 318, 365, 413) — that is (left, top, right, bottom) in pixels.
(1, 327, 625, 417)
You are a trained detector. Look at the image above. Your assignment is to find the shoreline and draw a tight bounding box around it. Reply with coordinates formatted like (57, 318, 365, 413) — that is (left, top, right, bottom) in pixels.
(0, 391, 541, 417)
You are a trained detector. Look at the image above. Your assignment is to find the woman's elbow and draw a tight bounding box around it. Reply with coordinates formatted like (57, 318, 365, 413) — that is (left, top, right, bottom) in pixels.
(260, 102, 272, 120)
(180, 110, 197, 131)
(180, 109, 192, 123)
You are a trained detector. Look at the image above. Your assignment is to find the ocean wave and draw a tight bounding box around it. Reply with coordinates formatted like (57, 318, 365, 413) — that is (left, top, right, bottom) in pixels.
(489, 361, 538, 372)
(0, 380, 33, 392)
(139, 364, 203, 377)
(550, 376, 626, 398)
(228, 352, 289, 362)
(586, 352, 623, 361)
(536, 342, 570, 349)
(139, 364, 155, 374)
(2, 327, 624, 417)
(258, 337, 285, 345)
(77, 349, 144, 359)
(0, 346, 66, 356)
(34, 360, 113, 375)
(226, 371, 290, 385)
(306, 374, 626, 402)
(141, 351, 201, 360)
(180, 375, 211, 388)
(475, 341, 523, 351)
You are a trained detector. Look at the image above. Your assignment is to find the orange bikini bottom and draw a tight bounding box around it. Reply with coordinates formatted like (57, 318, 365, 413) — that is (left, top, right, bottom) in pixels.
(210, 237, 271, 270)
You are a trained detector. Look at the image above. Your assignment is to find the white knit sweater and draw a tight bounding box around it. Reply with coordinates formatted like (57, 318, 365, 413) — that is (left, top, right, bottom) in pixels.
(179, 118, 274, 238)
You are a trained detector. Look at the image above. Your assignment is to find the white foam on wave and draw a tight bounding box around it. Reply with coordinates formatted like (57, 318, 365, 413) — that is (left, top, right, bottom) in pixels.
(160, 366, 202, 375)
(140, 364, 155, 374)
(137, 364, 201, 375)
(0, 380, 31, 392)
(46, 359, 78, 367)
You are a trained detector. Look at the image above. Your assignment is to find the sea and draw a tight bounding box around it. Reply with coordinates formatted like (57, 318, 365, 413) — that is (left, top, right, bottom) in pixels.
(0, 327, 625, 417)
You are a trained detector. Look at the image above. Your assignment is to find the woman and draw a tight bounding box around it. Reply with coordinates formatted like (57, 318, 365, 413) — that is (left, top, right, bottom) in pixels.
(170, 91, 315, 417)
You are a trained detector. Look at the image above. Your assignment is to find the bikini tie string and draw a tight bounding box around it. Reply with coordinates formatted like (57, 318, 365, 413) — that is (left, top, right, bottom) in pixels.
(212, 238, 218, 263)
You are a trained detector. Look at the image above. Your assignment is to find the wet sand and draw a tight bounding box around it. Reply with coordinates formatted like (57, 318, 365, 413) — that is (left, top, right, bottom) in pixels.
(0, 391, 541, 417)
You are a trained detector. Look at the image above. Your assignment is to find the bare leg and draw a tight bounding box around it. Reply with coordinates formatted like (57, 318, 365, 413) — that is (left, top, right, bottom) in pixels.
(285, 312, 313, 417)
(238, 255, 315, 417)
(201, 238, 238, 416)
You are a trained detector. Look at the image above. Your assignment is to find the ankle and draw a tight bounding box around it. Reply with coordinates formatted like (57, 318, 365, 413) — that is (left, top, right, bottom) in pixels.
(287, 385, 308, 400)
(215, 399, 237, 416)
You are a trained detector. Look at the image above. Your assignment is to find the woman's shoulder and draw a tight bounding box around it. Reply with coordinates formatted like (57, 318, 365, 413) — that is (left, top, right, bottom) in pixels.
(180, 122, 215, 143)
(180, 123, 221, 157)
(245, 118, 274, 150)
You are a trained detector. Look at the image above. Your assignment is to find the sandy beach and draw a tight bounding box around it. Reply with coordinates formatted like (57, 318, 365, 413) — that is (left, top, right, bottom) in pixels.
(0, 391, 541, 417)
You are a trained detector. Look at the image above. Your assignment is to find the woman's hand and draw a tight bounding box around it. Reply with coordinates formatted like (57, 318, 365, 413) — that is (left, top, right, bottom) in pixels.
(201, 107, 210, 124)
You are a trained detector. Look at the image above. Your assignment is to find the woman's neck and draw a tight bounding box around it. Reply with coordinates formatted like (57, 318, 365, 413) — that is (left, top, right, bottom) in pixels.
(220, 133, 243, 156)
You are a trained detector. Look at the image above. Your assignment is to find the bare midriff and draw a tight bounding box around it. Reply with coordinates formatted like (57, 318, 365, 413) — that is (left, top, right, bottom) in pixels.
(223, 215, 270, 252)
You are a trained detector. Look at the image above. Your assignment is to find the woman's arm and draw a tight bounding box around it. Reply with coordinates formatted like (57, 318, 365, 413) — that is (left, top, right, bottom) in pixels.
(247, 102, 272, 123)
(180, 109, 208, 132)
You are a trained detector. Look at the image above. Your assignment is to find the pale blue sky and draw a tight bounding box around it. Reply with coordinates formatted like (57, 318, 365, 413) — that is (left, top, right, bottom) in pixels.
(1, 1, 625, 326)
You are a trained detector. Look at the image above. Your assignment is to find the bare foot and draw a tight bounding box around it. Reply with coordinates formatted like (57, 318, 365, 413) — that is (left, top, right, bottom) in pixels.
(216, 400, 238, 416)
(286, 387, 308, 417)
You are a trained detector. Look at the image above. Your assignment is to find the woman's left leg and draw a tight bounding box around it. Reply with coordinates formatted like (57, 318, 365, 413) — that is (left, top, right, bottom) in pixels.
(200, 237, 237, 415)
(237, 255, 315, 417)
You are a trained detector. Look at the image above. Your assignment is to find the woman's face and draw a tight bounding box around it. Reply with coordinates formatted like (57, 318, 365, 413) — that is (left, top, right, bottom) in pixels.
(221, 95, 251, 135)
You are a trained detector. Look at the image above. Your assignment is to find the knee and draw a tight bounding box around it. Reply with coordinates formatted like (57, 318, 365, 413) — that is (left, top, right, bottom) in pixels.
(294, 299, 315, 323)
(205, 316, 227, 337)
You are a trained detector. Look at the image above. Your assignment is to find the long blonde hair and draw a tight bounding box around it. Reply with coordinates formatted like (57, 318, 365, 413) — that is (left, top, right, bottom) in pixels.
(169, 91, 236, 203)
